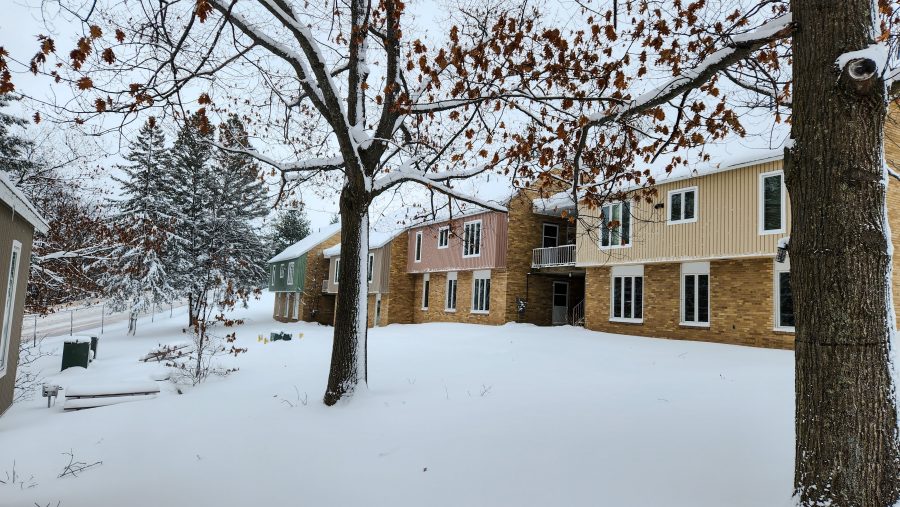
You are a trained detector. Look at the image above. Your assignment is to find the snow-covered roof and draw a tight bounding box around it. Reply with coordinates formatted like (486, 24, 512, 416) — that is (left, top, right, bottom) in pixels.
(0, 173, 50, 234)
(534, 147, 786, 210)
(268, 223, 341, 264)
(323, 229, 405, 258)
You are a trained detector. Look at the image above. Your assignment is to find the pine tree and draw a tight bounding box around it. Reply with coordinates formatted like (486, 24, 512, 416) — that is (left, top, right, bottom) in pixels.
(102, 117, 175, 335)
(0, 94, 36, 178)
(271, 208, 311, 255)
(167, 112, 217, 325)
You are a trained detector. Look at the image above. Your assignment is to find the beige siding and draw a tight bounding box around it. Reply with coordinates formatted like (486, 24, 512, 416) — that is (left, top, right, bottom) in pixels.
(324, 242, 393, 295)
(577, 160, 790, 266)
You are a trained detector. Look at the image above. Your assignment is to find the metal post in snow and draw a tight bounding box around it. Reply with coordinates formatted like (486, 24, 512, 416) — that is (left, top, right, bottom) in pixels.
(33, 314, 37, 346)
(69, 310, 73, 336)
(101, 303, 105, 335)
(152, 303, 155, 322)
(170, 302, 173, 318)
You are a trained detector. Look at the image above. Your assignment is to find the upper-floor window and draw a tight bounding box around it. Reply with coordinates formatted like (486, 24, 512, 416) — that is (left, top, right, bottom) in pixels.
(333, 259, 341, 284)
(542, 223, 559, 248)
(270, 266, 276, 285)
(759, 171, 786, 234)
(463, 220, 482, 257)
(668, 187, 697, 224)
(367, 253, 374, 283)
(0, 240, 21, 377)
(600, 202, 631, 248)
(279, 265, 285, 279)
(414, 232, 423, 262)
(287, 263, 294, 285)
(438, 226, 450, 249)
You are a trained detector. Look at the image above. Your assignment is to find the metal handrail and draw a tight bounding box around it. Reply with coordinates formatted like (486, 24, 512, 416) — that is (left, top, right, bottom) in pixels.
(531, 244, 576, 268)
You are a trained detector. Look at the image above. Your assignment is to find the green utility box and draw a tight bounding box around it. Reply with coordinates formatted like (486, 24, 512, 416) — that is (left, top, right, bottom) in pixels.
(61, 339, 91, 370)
(270, 331, 292, 341)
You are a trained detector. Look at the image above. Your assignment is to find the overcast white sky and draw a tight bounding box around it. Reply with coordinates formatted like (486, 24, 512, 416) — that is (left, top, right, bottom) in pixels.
(1, 0, 788, 235)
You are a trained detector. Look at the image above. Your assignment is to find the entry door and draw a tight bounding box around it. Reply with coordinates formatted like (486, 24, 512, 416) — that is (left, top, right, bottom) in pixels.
(552, 281, 569, 325)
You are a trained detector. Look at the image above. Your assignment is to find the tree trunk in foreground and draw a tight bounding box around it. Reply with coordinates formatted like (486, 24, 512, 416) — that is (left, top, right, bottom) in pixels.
(323, 182, 369, 406)
(790, 0, 900, 505)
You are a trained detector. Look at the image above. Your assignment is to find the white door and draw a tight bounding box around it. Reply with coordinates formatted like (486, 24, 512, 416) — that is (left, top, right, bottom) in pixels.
(552, 281, 569, 325)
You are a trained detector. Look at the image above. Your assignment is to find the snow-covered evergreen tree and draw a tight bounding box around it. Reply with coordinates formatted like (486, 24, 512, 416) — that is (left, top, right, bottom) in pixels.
(271, 208, 311, 256)
(102, 117, 175, 334)
(0, 94, 36, 178)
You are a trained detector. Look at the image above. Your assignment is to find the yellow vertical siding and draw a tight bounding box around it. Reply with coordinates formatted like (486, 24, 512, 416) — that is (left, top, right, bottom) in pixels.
(576, 160, 790, 265)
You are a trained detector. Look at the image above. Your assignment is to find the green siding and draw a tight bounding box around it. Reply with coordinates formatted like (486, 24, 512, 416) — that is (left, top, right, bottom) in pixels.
(268, 254, 308, 292)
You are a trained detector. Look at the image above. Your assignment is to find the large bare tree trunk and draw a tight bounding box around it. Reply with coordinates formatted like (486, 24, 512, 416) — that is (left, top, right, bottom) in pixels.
(323, 181, 369, 406)
(790, 1, 900, 505)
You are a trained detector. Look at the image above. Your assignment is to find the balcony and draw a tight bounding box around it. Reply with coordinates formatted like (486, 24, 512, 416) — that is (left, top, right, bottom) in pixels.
(532, 244, 576, 268)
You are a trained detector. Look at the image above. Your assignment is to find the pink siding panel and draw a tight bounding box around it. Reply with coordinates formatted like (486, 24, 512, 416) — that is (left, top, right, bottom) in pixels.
(406, 211, 508, 273)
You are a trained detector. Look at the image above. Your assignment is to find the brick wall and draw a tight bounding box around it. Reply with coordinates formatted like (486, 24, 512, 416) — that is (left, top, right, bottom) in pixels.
(585, 258, 794, 349)
(385, 236, 414, 325)
(503, 189, 576, 324)
(411, 270, 508, 325)
(299, 231, 342, 323)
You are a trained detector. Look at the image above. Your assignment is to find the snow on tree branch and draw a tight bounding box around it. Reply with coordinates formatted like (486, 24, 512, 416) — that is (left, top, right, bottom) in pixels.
(588, 13, 795, 128)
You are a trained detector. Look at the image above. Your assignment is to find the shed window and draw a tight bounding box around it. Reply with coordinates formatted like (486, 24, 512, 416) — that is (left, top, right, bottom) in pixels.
(0, 241, 21, 377)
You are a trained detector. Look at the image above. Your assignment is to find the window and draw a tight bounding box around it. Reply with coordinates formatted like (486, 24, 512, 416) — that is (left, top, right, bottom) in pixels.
(270, 266, 276, 285)
(681, 262, 710, 326)
(0, 241, 21, 377)
(760, 171, 786, 234)
(542, 223, 559, 248)
(610, 265, 643, 323)
(463, 220, 482, 257)
(445, 272, 458, 311)
(279, 265, 285, 279)
(415, 232, 423, 262)
(287, 263, 294, 285)
(668, 187, 698, 224)
(775, 259, 795, 331)
(438, 227, 450, 249)
(422, 274, 430, 310)
(367, 253, 374, 283)
(333, 259, 340, 284)
(600, 202, 631, 248)
(472, 270, 491, 313)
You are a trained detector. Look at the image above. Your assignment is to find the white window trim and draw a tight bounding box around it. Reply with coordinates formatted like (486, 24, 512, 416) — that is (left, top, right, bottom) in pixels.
(437, 226, 450, 249)
(667, 186, 699, 225)
(270, 266, 276, 285)
(283, 293, 291, 318)
(421, 273, 430, 310)
(599, 201, 632, 250)
(680, 261, 710, 327)
(367, 253, 375, 284)
(471, 270, 491, 314)
(462, 220, 483, 258)
(279, 265, 285, 279)
(774, 257, 795, 332)
(333, 258, 340, 284)
(759, 170, 787, 235)
(0, 240, 21, 379)
(542, 223, 559, 247)
(287, 263, 294, 285)
(414, 232, 423, 262)
(445, 271, 458, 312)
(609, 265, 644, 324)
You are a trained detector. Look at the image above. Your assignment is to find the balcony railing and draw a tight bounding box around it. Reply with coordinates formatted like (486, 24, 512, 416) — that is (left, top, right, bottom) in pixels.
(531, 244, 576, 268)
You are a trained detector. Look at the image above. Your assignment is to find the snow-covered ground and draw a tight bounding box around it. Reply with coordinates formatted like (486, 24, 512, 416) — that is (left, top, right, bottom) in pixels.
(1, 292, 795, 507)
